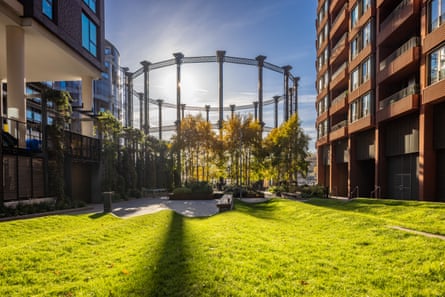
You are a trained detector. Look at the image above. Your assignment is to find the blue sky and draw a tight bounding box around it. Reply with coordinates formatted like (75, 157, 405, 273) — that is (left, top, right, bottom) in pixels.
(105, 0, 317, 148)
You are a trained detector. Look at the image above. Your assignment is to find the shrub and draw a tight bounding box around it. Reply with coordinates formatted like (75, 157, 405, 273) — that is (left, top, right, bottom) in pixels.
(128, 188, 141, 199)
(172, 187, 192, 195)
(297, 185, 326, 198)
(186, 181, 212, 194)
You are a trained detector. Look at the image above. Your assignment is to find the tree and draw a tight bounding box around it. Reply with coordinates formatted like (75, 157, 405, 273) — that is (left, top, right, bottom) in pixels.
(223, 114, 262, 185)
(96, 111, 122, 192)
(41, 88, 72, 206)
(263, 113, 310, 186)
(176, 114, 218, 183)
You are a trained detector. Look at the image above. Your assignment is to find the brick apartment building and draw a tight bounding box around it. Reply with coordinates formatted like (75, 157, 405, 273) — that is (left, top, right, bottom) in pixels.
(315, 0, 445, 201)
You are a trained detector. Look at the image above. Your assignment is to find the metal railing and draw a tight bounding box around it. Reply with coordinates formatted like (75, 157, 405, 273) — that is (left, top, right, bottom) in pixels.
(331, 33, 348, 58)
(331, 120, 347, 131)
(379, 36, 420, 71)
(331, 62, 347, 81)
(380, 0, 411, 30)
(331, 3, 347, 28)
(350, 186, 359, 199)
(331, 90, 348, 106)
(370, 186, 381, 198)
(2, 117, 43, 151)
(379, 84, 419, 109)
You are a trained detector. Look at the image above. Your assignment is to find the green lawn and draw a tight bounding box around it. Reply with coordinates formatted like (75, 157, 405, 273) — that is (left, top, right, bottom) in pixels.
(0, 198, 444, 296)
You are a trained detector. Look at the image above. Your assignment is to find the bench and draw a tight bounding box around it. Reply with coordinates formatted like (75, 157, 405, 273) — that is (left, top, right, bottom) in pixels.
(216, 194, 233, 212)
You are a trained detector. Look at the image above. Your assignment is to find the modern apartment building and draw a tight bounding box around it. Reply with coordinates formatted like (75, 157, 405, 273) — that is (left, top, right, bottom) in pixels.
(0, 0, 105, 203)
(315, 0, 445, 201)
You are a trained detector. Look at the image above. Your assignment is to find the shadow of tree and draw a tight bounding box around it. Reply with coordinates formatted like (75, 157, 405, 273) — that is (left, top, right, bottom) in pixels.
(306, 198, 445, 214)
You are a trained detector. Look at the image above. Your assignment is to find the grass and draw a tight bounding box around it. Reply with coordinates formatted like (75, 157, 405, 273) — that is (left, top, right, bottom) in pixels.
(0, 198, 444, 296)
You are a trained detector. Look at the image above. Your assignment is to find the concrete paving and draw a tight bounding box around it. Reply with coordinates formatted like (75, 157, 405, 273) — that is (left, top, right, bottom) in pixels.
(78, 196, 270, 219)
(81, 197, 219, 218)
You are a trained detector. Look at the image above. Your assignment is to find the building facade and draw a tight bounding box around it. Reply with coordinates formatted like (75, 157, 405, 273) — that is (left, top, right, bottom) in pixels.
(1, 0, 105, 203)
(315, 0, 445, 201)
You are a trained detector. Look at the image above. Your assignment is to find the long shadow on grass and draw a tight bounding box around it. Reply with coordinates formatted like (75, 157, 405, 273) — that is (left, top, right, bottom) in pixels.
(235, 199, 281, 221)
(305, 198, 445, 217)
(145, 212, 190, 297)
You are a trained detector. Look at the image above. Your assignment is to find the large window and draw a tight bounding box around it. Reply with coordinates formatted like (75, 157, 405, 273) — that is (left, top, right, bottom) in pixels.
(318, 0, 329, 23)
(429, 44, 445, 84)
(83, 0, 96, 13)
(350, 92, 372, 123)
(428, 0, 445, 32)
(351, 0, 371, 29)
(350, 20, 372, 60)
(82, 13, 97, 57)
(318, 72, 329, 93)
(318, 120, 329, 139)
(42, 0, 53, 19)
(318, 24, 329, 48)
(350, 56, 373, 91)
(362, 57, 371, 83)
(318, 48, 329, 70)
(317, 95, 329, 115)
(351, 68, 359, 91)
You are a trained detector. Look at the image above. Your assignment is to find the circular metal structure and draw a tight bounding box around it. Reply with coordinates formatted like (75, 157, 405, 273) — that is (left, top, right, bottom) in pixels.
(125, 51, 299, 138)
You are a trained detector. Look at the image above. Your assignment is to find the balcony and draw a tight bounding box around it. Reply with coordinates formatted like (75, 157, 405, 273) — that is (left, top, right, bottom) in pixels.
(377, 0, 418, 45)
(330, 33, 348, 66)
(377, 84, 420, 122)
(330, 91, 348, 115)
(330, 4, 348, 40)
(330, 62, 348, 90)
(348, 115, 373, 134)
(377, 37, 420, 83)
(330, 120, 348, 141)
(316, 135, 329, 147)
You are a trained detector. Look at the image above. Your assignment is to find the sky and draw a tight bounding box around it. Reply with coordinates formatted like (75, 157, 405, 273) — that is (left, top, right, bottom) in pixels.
(105, 0, 318, 149)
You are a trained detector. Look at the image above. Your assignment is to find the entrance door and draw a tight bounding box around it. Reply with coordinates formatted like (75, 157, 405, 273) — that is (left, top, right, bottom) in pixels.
(393, 173, 411, 200)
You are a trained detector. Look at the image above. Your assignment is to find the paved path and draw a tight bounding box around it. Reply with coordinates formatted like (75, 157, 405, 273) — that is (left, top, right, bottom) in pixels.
(389, 226, 445, 241)
(81, 197, 219, 218)
(78, 196, 270, 219)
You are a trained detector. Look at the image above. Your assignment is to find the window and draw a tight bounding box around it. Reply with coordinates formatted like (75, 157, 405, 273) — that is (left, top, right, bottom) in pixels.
(318, 0, 329, 23)
(428, 44, 445, 84)
(318, 48, 329, 70)
(83, 0, 96, 13)
(362, 0, 371, 14)
(318, 24, 329, 48)
(82, 13, 97, 57)
(428, 0, 445, 32)
(318, 120, 329, 139)
(363, 21, 371, 47)
(350, 92, 372, 123)
(362, 57, 371, 82)
(362, 93, 371, 116)
(42, 0, 53, 19)
(351, 5, 359, 28)
(351, 68, 359, 91)
(351, 37, 359, 59)
(350, 56, 373, 91)
(350, 21, 372, 60)
(317, 95, 329, 115)
(351, 0, 371, 29)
